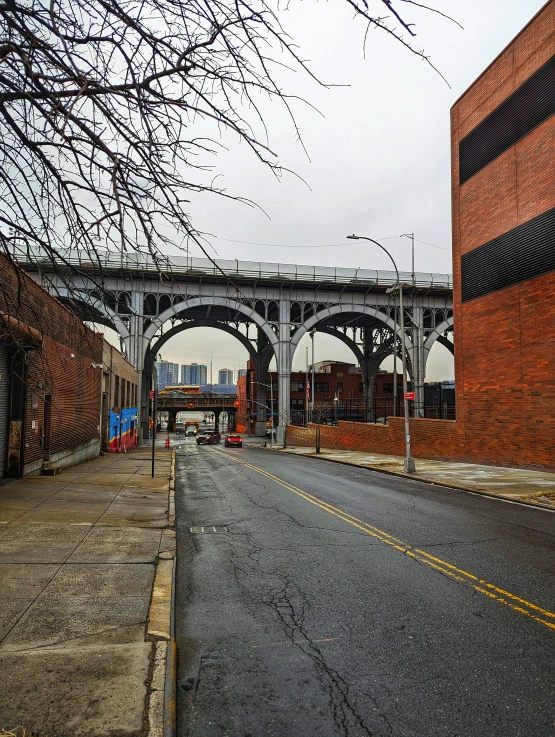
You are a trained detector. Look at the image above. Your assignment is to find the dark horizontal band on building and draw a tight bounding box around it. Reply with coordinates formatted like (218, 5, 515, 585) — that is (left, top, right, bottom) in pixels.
(459, 53, 555, 184)
(461, 207, 555, 302)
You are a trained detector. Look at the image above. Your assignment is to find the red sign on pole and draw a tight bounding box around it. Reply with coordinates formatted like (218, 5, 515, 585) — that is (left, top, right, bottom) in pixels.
(149, 390, 155, 399)
(404, 392, 415, 400)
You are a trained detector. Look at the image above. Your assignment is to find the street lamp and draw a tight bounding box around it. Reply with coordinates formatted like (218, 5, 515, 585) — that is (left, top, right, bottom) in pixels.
(334, 394, 339, 426)
(346, 234, 416, 474)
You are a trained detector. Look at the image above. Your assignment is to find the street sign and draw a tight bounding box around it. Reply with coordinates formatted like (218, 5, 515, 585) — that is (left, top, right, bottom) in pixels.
(149, 390, 155, 399)
(404, 392, 415, 400)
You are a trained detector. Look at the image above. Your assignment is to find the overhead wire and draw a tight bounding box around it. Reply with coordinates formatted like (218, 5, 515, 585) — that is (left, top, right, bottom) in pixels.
(207, 234, 450, 251)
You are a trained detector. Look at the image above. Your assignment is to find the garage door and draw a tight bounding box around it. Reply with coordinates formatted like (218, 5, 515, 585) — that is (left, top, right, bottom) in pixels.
(0, 346, 9, 477)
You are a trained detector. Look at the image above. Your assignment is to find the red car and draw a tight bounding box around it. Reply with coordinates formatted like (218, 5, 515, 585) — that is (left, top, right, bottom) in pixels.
(225, 434, 243, 448)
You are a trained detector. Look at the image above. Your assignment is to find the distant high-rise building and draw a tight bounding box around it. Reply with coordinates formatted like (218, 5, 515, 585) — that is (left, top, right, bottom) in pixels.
(218, 368, 234, 385)
(181, 363, 207, 385)
(154, 360, 179, 391)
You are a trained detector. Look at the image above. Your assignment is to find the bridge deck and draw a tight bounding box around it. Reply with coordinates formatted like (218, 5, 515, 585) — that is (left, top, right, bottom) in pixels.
(14, 247, 452, 291)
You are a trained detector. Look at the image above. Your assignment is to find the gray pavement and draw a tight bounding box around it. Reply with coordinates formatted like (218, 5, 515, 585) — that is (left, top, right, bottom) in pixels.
(274, 445, 555, 508)
(0, 446, 173, 736)
(175, 442, 555, 737)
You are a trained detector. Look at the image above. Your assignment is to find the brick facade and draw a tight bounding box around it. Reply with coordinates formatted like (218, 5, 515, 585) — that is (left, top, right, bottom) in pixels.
(0, 253, 102, 475)
(452, 0, 555, 469)
(287, 419, 458, 461)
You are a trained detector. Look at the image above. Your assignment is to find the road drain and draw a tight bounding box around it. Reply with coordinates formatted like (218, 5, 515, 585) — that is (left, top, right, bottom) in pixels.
(189, 526, 228, 533)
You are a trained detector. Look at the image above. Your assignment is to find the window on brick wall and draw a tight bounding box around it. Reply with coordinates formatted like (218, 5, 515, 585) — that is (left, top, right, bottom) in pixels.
(315, 382, 329, 392)
(359, 382, 364, 393)
(384, 383, 393, 394)
(291, 381, 305, 392)
(336, 382, 343, 393)
(291, 398, 305, 409)
(121, 379, 125, 409)
(114, 375, 120, 408)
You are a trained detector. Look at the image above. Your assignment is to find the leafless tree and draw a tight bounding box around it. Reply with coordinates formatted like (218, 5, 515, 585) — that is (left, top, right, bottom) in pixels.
(0, 0, 456, 282)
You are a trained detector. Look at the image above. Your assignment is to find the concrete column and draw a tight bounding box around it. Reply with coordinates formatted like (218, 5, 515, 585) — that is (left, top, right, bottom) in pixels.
(214, 410, 221, 434)
(411, 305, 425, 418)
(253, 329, 274, 437)
(361, 328, 374, 422)
(166, 410, 177, 432)
(276, 298, 292, 444)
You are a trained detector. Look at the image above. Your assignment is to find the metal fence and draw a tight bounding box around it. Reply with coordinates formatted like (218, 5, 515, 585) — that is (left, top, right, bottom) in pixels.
(290, 398, 456, 427)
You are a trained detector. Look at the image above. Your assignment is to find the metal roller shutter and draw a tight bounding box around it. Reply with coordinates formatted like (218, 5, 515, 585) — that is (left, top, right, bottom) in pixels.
(0, 346, 9, 477)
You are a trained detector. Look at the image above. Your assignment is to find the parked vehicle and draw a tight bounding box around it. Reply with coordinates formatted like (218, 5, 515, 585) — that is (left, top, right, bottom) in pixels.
(196, 430, 221, 445)
(175, 422, 186, 434)
(225, 434, 243, 448)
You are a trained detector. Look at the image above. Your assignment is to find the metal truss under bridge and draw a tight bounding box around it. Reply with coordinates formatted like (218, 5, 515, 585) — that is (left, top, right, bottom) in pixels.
(15, 247, 454, 443)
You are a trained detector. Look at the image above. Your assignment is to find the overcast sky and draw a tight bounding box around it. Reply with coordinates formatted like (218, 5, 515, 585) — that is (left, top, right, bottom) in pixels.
(105, 0, 546, 380)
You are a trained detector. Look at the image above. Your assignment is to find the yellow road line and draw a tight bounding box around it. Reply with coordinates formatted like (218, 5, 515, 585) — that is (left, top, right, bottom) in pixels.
(215, 449, 555, 632)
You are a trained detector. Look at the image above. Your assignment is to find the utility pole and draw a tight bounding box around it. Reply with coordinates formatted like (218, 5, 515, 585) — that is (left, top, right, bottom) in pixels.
(306, 346, 309, 425)
(398, 283, 416, 473)
(310, 328, 316, 419)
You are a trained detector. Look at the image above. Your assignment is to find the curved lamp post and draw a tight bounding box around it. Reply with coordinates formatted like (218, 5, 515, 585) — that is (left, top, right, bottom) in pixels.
(346, 234, 416, 473)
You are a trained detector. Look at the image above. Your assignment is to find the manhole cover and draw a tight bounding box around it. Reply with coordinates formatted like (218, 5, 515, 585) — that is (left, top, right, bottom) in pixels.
(189, 526, 228, 534)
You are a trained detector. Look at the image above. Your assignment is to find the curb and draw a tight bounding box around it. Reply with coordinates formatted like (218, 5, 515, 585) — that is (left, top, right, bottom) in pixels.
(257, 446, 555, 513)
(147, 448, 177, 737)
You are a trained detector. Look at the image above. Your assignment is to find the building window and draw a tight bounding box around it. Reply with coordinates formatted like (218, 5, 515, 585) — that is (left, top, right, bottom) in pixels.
(291, 399, 305, 409)
(359, 382, 364, 393)
(291, 381, 305, 392)
(383, 383, 393, 394)
(315, 382, 329, 392)
(121, 379, 126, 409)
(114, 375, 120, 408)
(336, 382, 343, 394)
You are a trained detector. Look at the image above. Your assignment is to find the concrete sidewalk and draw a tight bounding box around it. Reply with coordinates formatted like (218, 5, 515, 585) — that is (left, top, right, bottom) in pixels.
(273, 445, 555, 509)
(0, 444, 175, 737)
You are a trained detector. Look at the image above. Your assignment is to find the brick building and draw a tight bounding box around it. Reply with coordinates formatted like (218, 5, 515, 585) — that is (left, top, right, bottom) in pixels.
(236, 359, 395, 433)
(0, 253, 103, 477)
(289, 2, 555, 470)
(101, 340, 139, 453)
(451, 0, 555, 468)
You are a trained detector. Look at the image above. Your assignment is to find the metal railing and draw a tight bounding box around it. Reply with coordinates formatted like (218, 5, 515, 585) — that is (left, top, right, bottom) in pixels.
(290, 399, 456, 427)
(13, 244, 453, 290)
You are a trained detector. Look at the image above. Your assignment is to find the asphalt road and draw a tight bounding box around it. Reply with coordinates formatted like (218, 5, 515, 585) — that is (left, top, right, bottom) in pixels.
(175, 441, 555, 737)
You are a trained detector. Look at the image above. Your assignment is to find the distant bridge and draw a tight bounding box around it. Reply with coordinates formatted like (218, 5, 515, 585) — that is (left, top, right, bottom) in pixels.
(157, 393, 237, 411)
(157, 392, 238, 433)
(15, 247, 453, 442)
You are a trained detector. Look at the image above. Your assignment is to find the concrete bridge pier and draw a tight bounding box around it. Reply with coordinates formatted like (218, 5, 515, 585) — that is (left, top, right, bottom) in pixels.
(166, 409, 178, 433)
(214, 410, 222, 434)
(254, 329, 274, 438)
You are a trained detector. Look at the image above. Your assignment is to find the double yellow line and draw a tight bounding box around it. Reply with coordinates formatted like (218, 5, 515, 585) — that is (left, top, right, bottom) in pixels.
(215, 449, 555, 633)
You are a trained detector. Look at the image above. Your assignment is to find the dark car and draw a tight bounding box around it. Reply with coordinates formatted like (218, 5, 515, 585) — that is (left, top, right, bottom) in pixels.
(225, 434, 243, 448)
(196, 430, 221, 445)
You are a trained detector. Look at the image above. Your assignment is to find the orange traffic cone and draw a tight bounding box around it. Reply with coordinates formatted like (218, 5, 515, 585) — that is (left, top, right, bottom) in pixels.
(165, 436, 170, 448)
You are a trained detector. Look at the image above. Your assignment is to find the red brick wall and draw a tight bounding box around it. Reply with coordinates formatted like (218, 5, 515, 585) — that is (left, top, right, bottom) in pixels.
(0, 253, 102, 471)
(287, 419, 458, 463)
(449, 1, 555, 470)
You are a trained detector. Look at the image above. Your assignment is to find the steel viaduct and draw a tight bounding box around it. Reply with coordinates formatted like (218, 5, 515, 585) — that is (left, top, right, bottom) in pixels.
(16, 249, 453, 443)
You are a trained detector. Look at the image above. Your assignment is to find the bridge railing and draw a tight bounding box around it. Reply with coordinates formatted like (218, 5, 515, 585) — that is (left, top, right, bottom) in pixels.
(12, 245, 453, 289)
